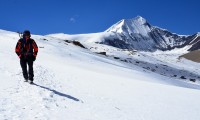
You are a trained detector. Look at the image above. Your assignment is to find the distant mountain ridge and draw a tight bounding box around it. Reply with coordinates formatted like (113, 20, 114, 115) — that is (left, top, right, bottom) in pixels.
(98, 16, 200, 51)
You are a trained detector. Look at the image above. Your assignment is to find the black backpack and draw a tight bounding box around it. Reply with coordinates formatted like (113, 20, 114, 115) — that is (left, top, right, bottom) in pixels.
(19, 38, 34, 56)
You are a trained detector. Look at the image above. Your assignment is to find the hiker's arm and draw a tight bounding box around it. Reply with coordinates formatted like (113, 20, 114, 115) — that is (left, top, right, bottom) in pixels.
(32, 40, 38, 57)
(15, 40, 21, 58)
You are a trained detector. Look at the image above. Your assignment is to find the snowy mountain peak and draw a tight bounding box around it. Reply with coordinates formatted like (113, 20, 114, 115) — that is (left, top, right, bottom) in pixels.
(101, 16, 200, 51)
(106, 16, 152, 36)
(133, 16, 147, 25)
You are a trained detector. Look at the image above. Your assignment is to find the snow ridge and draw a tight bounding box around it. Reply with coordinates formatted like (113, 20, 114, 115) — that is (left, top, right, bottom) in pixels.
(47, 16, 200, 52)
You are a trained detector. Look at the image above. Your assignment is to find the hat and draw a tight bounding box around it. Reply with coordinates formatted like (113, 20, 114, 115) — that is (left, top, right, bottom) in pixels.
(23, 30, 31, 37)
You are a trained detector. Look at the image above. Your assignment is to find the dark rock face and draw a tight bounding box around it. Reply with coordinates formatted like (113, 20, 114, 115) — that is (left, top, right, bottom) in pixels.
(96, 52, 107, 56)
(64, 40, 86, 49)
(188, 36, 200, 51)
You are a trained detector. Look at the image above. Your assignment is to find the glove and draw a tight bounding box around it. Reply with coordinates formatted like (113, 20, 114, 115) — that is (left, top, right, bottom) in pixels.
(32, 55, 36, 61)
(19, 55, 24, 59)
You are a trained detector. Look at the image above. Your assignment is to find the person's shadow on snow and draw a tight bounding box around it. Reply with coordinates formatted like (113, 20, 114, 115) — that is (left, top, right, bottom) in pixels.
(33, 83, 81, 102)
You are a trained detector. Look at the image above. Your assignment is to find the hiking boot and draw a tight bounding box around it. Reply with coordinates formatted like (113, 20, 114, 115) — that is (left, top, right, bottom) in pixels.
(29, 81, 34, 84)
(24, 79, 28, 82)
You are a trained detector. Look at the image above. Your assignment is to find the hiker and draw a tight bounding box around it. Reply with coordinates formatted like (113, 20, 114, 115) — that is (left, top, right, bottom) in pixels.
(15, 30, 38, 84)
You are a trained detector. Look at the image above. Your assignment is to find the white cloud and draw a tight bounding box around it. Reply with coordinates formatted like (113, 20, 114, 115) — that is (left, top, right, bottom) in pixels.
(69, 15, 79, 23)
(70, 17, 76, 23)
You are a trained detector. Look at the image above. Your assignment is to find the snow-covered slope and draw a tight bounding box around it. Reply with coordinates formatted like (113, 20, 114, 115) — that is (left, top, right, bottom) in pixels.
(1, 29, 200, 120)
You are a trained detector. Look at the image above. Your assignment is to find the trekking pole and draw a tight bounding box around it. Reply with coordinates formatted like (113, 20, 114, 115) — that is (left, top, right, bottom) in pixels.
(17, 31, 23, 38)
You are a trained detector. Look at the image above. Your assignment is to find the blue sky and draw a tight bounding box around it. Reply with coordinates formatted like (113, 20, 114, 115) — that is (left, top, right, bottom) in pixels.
(0, 0, 199, 35)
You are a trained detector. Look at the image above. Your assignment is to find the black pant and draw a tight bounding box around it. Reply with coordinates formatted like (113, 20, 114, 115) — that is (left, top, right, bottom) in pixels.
(20, 58, 34, 81)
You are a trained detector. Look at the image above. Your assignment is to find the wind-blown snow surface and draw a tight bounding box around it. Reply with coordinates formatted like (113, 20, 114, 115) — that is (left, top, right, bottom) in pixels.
(1, 29, 200, 120)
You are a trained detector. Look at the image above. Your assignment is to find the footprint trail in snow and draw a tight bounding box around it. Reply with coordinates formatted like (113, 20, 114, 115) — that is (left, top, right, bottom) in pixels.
(0, 65, 81, 120)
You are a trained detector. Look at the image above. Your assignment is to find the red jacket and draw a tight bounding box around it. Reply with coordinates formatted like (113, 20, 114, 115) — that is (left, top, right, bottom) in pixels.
(15, 38, 38, 58)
